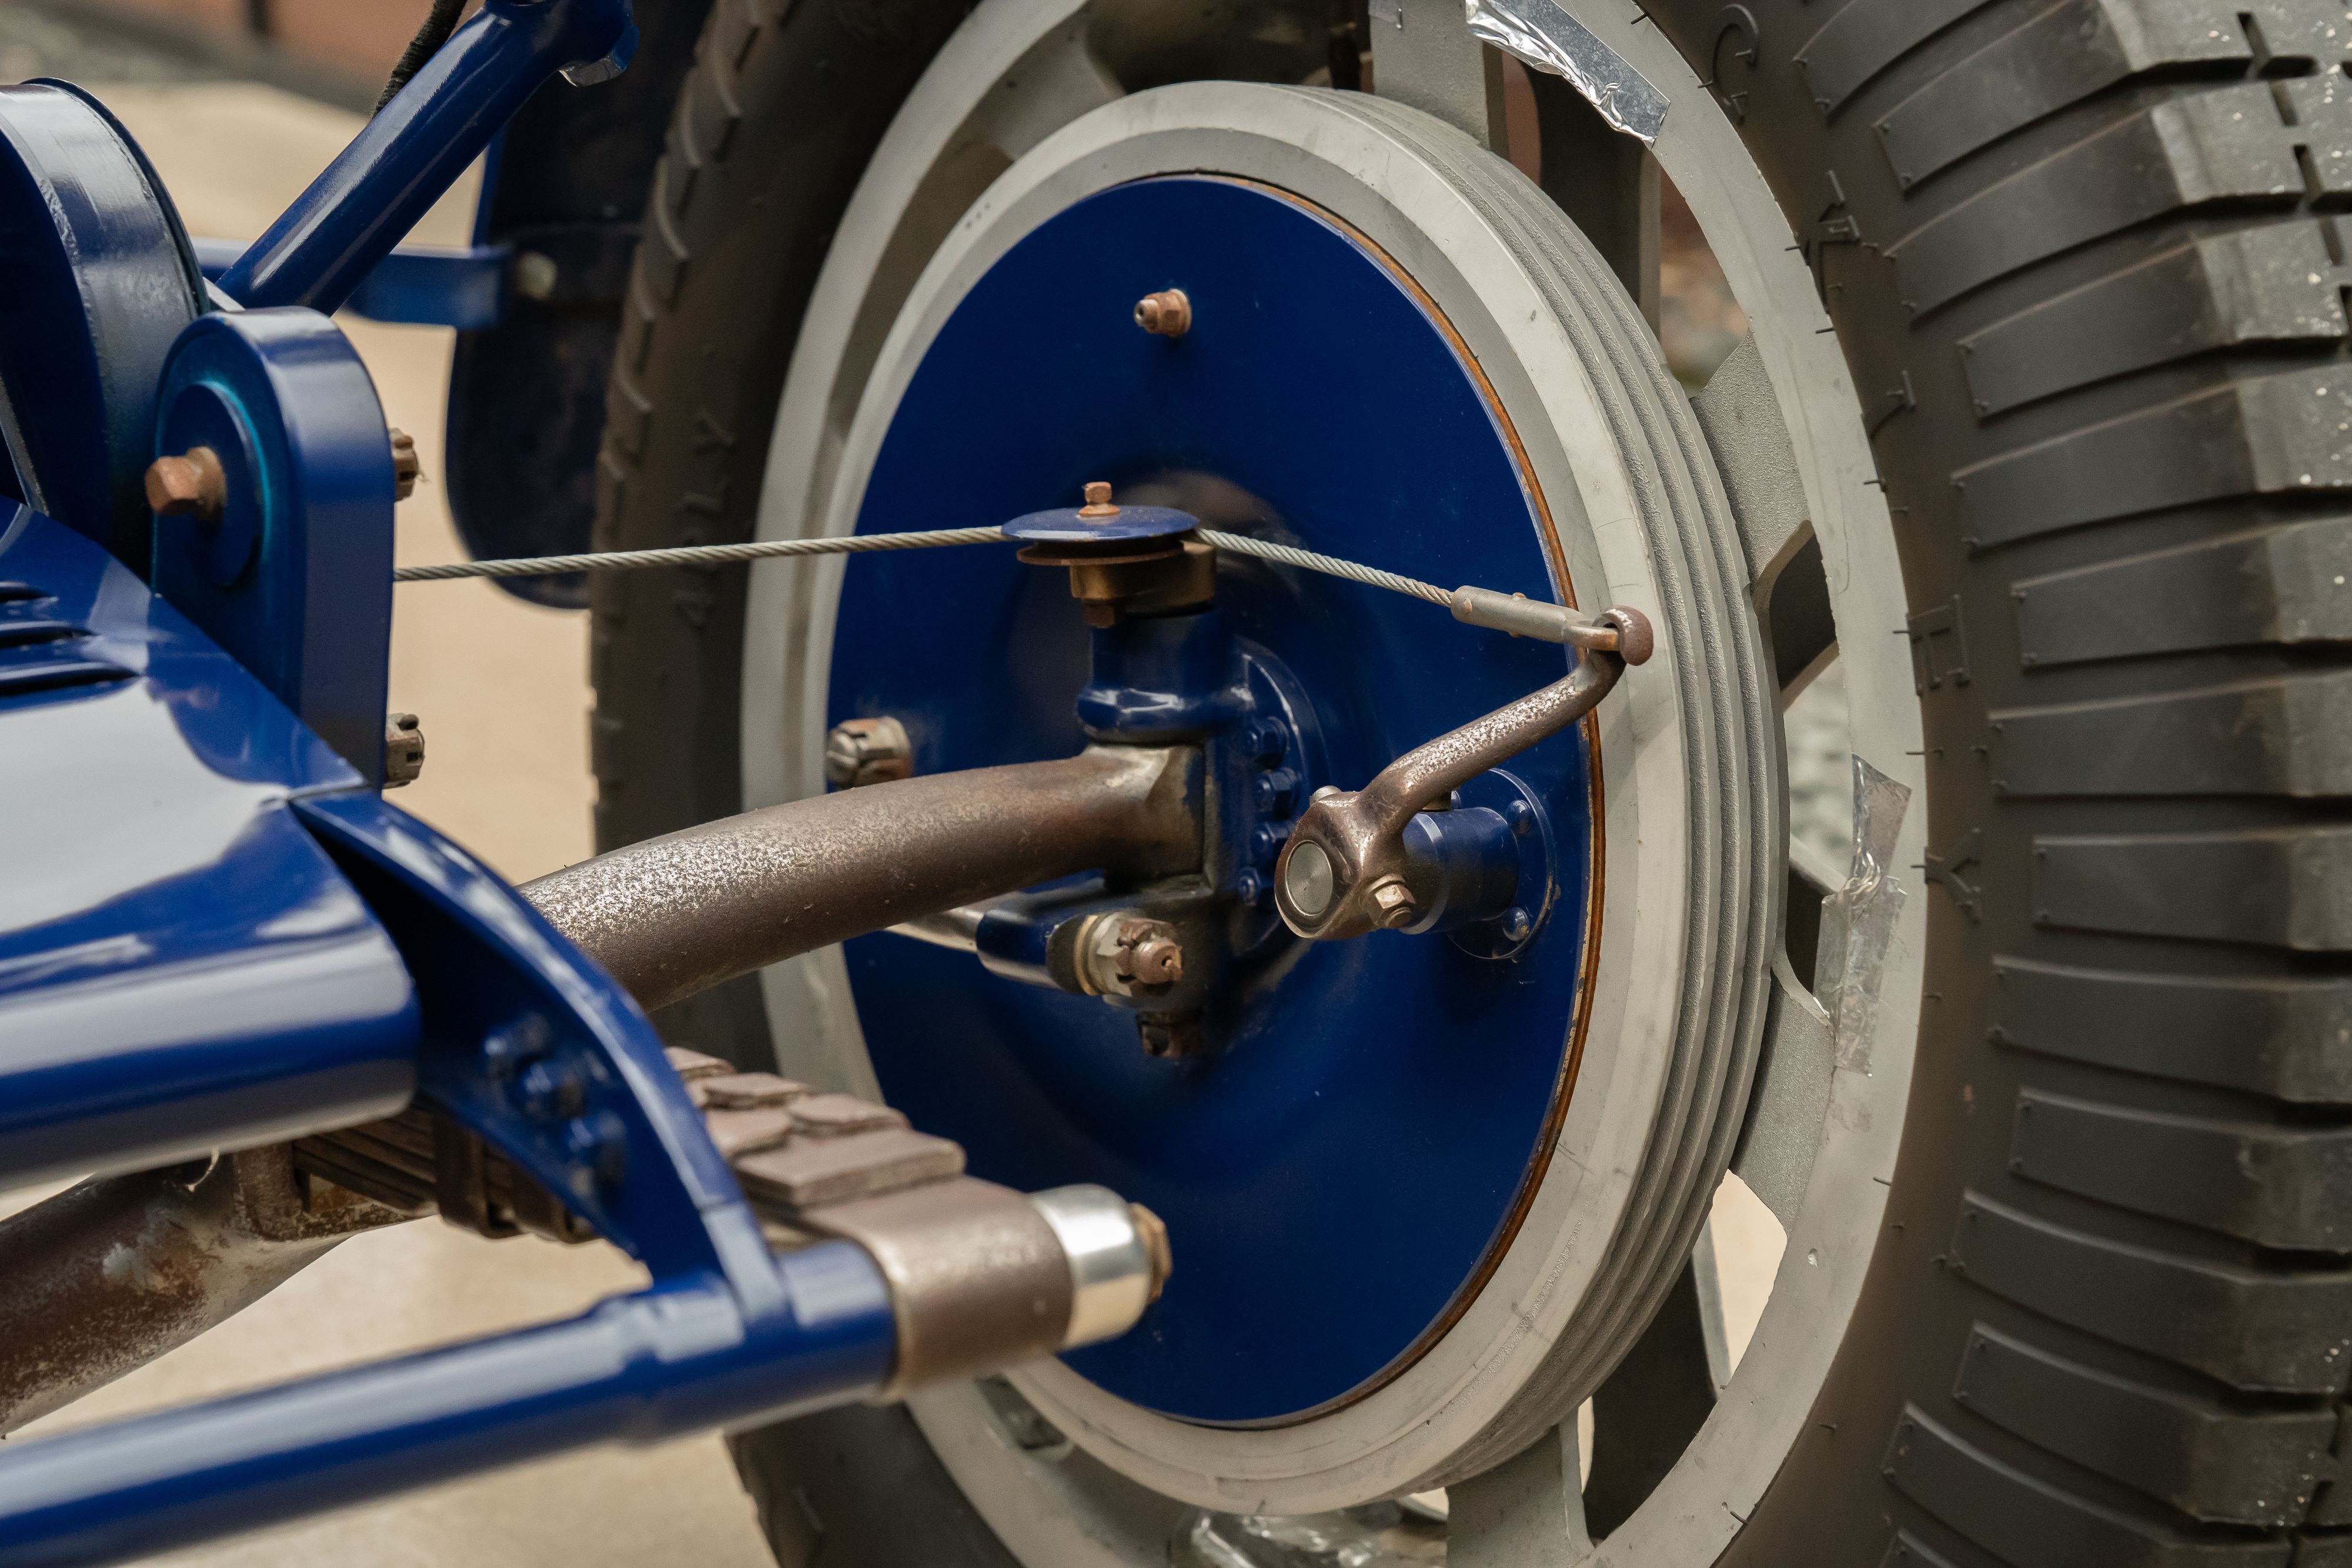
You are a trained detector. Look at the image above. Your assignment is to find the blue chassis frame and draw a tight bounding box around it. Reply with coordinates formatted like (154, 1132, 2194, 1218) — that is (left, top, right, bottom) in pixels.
(0, 6, 913, 1563)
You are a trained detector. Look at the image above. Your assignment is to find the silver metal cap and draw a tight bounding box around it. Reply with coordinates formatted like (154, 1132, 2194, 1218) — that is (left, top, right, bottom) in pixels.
(1027, 1185, 1169, 1348)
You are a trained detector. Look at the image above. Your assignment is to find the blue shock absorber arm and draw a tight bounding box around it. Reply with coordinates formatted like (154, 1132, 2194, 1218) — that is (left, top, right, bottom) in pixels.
(0, 1253, 893, 1568)
(216, 0, 636, 314)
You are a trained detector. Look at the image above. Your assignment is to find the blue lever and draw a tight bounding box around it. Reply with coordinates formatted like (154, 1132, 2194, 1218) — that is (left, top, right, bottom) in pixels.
(0, 1256, 893, 1568)
(217, 0, 634, 315)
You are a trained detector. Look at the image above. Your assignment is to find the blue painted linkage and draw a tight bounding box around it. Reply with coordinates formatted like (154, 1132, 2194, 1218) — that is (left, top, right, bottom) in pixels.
(217, 0, 634, 316)
(0, 510, 898, 1565)
(0, 753, 900, 1567)
(192, 236, 509, 332)
(0, 1256, 891, 1568)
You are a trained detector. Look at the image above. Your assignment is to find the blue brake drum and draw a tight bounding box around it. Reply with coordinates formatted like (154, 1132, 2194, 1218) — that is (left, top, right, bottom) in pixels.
(825, 175, 1602, 1425)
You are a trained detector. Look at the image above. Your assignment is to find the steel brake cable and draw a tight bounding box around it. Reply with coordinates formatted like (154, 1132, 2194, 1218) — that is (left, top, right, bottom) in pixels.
(392, 527, 1631, 650)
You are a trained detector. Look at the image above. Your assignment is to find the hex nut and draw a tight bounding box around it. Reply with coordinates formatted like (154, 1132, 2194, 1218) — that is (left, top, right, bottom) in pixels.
(1368, 876, 1418, 930)
(384, 712, 425, 788)
(1134, 289, 1191, 338)
(389, 429, 422, 502)
(824, 716, 914, 788)
(1076, 480, 1120, 519)
(145, 447, 226, 523)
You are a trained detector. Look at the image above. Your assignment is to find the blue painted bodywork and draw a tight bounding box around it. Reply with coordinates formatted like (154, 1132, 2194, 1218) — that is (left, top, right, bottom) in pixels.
(218, 0, 636, 316)
(0, 507, 415, 1185)
(0, 16, 927, 1557)
(831, 175, 1598, 1422)
(0, 507, 900, 1563)
(0, 82, 202, 564)
(151, 309, 397, 781)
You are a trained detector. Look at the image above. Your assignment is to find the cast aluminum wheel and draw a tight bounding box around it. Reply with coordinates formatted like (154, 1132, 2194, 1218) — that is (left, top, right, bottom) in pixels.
(730, 1, 1922, 1551)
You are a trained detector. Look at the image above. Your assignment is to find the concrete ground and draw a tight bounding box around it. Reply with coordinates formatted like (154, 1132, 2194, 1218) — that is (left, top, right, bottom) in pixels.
(0, 19, 1795, 1566)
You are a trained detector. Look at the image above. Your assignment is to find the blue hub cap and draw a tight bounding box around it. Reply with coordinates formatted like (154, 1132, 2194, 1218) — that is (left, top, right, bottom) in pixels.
(828, 175, 1600, 1424)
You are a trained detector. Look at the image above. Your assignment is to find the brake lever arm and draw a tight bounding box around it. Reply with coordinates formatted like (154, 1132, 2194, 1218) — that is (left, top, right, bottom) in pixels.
(1272, 606, 1652, 941)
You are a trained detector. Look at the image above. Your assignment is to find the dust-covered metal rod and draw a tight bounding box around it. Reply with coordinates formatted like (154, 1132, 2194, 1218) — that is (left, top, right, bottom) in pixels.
(0, 1151, 406, 1436)
(520, 747, 1200, 1014)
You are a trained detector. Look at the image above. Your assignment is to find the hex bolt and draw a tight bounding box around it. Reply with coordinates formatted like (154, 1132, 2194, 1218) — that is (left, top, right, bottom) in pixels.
(389, 429, 422, 502)
(1137, 1012, 1202, 1058)
(1235, 868, 1268, 905)
(1076, 480, 1120, 520)
(1252, 768, 1299, 815)
(144, 446, 227, 524)
(1249, 823, 1287, 865)
(480, 1015, 552, 1080)
(384, 712, 425, 788)
(1245, 717, 1289, 764)
(823, 715, 914, 788)
(513, 250, 559, 302)
(1368, 876, 1418, 930)
(1133, 289, 1192, 338)
(519, 1059, 587, 1121)
(563, 1111, 629, 1192)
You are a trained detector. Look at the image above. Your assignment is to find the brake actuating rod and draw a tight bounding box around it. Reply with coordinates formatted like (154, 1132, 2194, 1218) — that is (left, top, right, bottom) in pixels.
(1274, 606, 1653, 941)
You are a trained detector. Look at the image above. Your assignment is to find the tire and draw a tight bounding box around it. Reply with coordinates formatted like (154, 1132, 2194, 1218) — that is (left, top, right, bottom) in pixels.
(593, 1, 2352, 1562)
(587, 0, 976, 1069)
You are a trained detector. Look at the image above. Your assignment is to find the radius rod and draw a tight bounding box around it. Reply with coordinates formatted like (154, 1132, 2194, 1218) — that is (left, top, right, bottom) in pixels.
(520, 744, 1200, 1014)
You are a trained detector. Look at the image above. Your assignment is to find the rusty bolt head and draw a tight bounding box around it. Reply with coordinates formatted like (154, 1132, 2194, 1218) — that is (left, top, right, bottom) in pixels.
(389, 429, 422, 502)
(144, 447, 226, 523)
(1076, 480, 1120, 520)
(1137, 1012, 1203, 1058)
(1134, 289, 1191, 338)
(824, 715, 914, 788)
(384, 712, 425, 788)
(1368, 876, 1418, 930)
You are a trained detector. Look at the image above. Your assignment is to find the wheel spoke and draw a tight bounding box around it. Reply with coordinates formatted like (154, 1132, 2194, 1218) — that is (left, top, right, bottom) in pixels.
(1729, 961, 1835, 1231)
(1581, 1249, 1726, 1536)
(1449, 1416, 1593, 1564)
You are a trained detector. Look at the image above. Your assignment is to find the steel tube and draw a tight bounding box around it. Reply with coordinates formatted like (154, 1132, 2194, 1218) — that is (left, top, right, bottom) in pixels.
(217, 0, 632, 313)
(0, 1249, 894, 1568)
(521, 746, 1199, 1014)
(0, 1152, 403, 1436)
